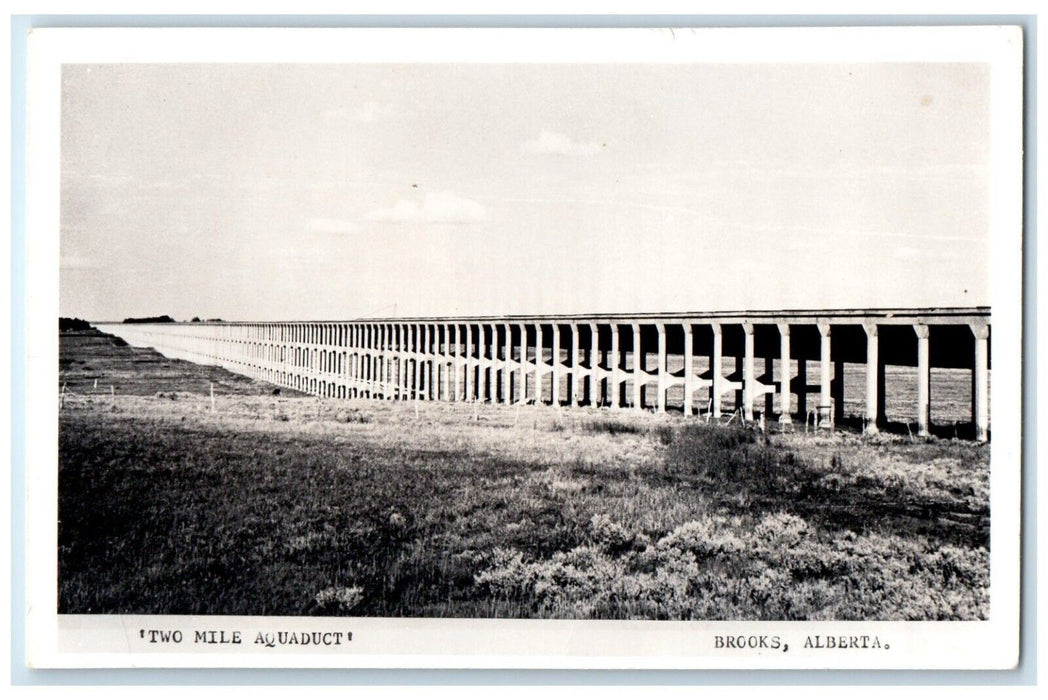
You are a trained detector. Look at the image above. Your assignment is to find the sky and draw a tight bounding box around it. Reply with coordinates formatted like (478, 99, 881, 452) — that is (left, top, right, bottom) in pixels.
(60, 62, 990, 321)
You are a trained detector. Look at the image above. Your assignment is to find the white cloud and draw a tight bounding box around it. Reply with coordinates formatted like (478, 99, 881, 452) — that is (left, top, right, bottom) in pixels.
(365, 191, 486, 224)
(521, 130, 605, 156)
(306, 217, 361, 234)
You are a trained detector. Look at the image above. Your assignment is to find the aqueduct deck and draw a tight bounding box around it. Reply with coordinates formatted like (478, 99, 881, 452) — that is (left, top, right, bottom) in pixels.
(97, 306, 991, 441)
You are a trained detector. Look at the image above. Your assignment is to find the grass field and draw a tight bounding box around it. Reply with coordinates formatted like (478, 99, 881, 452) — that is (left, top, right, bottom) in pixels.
(59, 331, 989, 620)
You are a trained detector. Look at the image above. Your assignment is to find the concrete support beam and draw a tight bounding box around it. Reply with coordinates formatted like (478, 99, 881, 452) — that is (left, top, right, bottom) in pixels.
(683, 323, 694, 417)
(464, 324, 473, 401)
(631, 323, 642, 411)
(487, 323, 497, 403)
(502, 324, 512, 404)
(656, 322, 667, 413)
(915, 324, 931, 437)
(411, 324, 419, 400)
(517, 323, 527, 404)
(533, 323, 543, 404)
(587, 322, 599, 406)
(778, 322, 792, 425)
(818, 323, 832, 428)
(610, 324, 620, 409)
(571, 322, 581, 406)
(387, 323, 395, 400)
(362, 324, 370, 397)
(450, 324, 459, 402)
(863, 322, 880, 435)
(971, 323, 990, 442)
(402, 324, 410, 401)
(712, 322, 723, 418)
(379, 324, 388, 399)
(421, 324, 430, 400)
(394, 326, 400, 402)
(431, 324, 440, 401)
(439, 325, 449, 401)
(551, 324, 561, 407)
(356, 324, 362, 397)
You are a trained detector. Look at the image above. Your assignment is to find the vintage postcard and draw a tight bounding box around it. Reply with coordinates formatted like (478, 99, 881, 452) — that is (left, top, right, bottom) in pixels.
(25, 25, 1023, 669)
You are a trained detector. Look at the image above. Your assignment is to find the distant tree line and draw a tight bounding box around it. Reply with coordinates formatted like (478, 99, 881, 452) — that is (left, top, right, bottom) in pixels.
(123, 315, 176, 324)
(59, 317, 94, 332)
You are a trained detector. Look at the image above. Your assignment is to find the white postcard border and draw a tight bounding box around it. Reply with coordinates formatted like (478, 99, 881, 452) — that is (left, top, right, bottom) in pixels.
(25, 25, 1025, 670)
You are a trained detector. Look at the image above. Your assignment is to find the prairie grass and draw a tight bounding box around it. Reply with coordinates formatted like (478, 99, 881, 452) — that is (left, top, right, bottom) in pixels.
(58, 332, 989, 619)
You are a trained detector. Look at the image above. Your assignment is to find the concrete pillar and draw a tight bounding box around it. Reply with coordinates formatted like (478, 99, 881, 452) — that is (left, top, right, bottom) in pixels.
(915, 323, 931, 437)
(380, 324, 387, 398)
(431, 323, 439, 401)
(503, 323, 512, 404)
(551, 324, 561, 406)
(389, 324, 397, 399)
(373, 324, 381, 396)
(390, 323, 398, 400)
(445, 324, 453, 401)
(877, 347, 887, 430)
(439, 324, 448, 401)
(464, 324, 473, 401)
(450, 324, 459, 402)
(352, 324, 360, 396)
(425, 323, 431, 400)
(408, 324, 417, 400)
(383, 323, 391, 399)
(485, 323, 495, 402)
(517, 323, 527, 404)
(656, 322, 667, 413)
(571, 322, 581, 406)
(360, 325, 367, 396)
(610, 324, 620, 409)
(492, 324, 500, 403)
(478, 323, 485, 402)
(971, 323, 990, 442)
(431, 325, 438, 401)
(778, 323, 792, 425)
(533, 323, 543, 404)
(346, 325, 353, 396)
(587, 322, 599, 406)
(355, 325, 362, 396)
(429, 324, 437, 401)
(683, 323, 694, 417)
(353, 325, 360, 396)
(400, 324, 408, 400)
(631, 323, 642, 411)
(378, 324, 387, 399)
(863, 322, 879, 434)
(475, 324, 484, 401)
(712, 323, 723, 418)
(818, 323, 832, 428)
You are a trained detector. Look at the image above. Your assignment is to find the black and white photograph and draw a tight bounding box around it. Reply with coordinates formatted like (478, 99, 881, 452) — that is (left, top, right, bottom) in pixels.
(25, 25, 1023, 668)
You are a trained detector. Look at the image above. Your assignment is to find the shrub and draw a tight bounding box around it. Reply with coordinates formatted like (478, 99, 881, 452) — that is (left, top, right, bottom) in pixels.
(588, 514, 634, 553)
(314, 585, 364, 613)
(472, 510, 987, 620)
(752, 513, 808, 550)
(580, 418, 645, 436)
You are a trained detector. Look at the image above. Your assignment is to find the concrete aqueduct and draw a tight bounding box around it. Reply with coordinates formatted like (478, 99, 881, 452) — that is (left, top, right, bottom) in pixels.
(97, 306, 991, 441)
